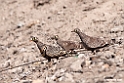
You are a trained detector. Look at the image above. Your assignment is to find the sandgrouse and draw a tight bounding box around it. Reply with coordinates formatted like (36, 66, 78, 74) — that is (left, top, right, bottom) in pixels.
(51, 35, 84, 53)
(71, 28, 109, 52)
(30, 36, 66, 62)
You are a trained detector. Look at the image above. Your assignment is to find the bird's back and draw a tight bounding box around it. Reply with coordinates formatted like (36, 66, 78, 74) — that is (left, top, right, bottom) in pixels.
(45, 45, 66, 57)
(57, 38, 82, 51)
(76, 31, 108, 49)
(86, 37, 107, 48)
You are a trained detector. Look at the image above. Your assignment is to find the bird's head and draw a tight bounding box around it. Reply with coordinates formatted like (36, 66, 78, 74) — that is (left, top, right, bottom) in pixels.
(71, 28, 81, 33)
(30, 36, 39, 42)
(42, 46, 47, 52)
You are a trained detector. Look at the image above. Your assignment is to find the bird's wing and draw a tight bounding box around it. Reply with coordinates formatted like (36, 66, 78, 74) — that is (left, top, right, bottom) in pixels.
(87, 37, 107, 48)
(46, 45, 66, 57)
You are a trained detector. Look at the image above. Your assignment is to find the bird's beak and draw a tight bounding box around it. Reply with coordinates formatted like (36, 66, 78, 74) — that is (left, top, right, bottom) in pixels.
(71, 30, 74, 32)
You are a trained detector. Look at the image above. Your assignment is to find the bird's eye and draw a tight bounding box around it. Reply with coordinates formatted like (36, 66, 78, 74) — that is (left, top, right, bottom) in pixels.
(31, 38, 34, 41)
(43, 46, 47, 51)
(55, 36, 58, 39)
(34, 37, 38, 40)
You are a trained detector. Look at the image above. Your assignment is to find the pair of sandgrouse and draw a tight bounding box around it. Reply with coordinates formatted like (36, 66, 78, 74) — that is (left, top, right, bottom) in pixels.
(30, 36, 67, 62)
(30, 28, 109, 62)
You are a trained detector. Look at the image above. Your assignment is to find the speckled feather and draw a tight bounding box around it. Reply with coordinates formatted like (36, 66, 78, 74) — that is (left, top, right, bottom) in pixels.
(43, 45, 66, 57)
(72, 28, 109, 50)
(30, 36, 66, 61)
(51, 35, 84, 51)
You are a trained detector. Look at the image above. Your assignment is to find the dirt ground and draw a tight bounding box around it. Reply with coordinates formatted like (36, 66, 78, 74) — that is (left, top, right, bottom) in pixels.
(0, 0, 124, 83)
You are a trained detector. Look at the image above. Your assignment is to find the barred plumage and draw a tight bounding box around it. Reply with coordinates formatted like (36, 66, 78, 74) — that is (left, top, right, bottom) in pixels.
(30, 36, 66, 62)
(51, 35, 84, 52)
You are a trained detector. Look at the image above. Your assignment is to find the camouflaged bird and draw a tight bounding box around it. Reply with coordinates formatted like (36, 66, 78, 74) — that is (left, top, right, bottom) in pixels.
(51, 35, 84, 53)
(30, 36, 66, 62)
(71, 28, 109, 52)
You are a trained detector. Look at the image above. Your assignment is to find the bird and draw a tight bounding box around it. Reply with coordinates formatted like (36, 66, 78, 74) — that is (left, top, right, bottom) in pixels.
(71, 28, 109, 52)
(30, 36, 66, 62)
(51, 35, 84, 53)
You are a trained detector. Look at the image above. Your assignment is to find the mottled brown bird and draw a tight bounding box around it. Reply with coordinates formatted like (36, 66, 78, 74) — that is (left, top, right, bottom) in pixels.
(71, 28, 109, 52)
(30, 36, 66, 62)
(51, 35, 84, 53)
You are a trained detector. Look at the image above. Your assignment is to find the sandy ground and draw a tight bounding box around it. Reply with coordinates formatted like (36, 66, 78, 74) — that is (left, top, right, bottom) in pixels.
(0, 0, 124, 83)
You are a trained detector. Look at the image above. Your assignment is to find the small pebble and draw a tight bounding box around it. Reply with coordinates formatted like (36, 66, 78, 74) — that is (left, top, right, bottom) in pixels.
(17, 22, 25, 28)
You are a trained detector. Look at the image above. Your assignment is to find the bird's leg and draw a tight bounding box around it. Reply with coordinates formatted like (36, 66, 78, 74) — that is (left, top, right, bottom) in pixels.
(91, 49, 99, 55)
(48, 58, 51, 62)
(44, 58, 51, 69)
(91, 49, 95, 55)
(92, 49, 101, 55)
(69, 49, 77, 54)
(55, 57, 59, 60)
